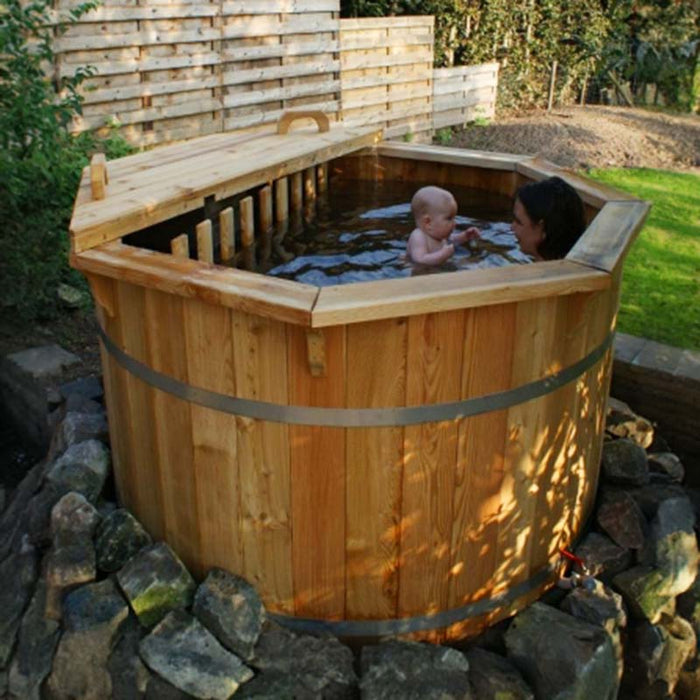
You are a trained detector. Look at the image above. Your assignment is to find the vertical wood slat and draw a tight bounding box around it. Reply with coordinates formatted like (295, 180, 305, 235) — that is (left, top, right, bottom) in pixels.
(196, 219, 214, 263)
(170, 233, 190, 259)
(345, 317, 407, 619)
(445, 303, 516, 635)
(398, 310, 465, 640)
(496, 296, 561, 595)
(219, 207, 235, 262)
(144, 289, 202, 575)
(275, 177, 289, 223)
(317, 163, 328, 193)
(289, 323, 346, 619)
(231, 312, 294, 613)
(240, 196, 255, 247)
(183, 299, 243, 575)
(303, 167, 316, 202)
(290, 172, 303, 211)
(114, 282, 165, 542)
(259, 185, 273, 232)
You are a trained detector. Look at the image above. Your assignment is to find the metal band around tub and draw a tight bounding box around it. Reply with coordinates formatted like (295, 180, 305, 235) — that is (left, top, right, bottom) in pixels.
(269, 561, 556, 637)
(97, 324, 614, 428)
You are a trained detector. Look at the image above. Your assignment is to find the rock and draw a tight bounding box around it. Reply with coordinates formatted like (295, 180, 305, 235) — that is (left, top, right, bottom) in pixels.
(5, 345, 79, 380)
(561, 580, 627, 632)
(505, 602, 619, 700)
(8, 580, 61, 700)
(64, 393, 103, 415)
(49, 412, 110, 458)
(628, 482, 689, 519)
(117, 542, 196, 628)
(44, 492, 99, 619)
(605, 401, 654, 448)
(107, 614, 151, 700)
(139, 610, 253, 700)
(596, 490, 647, 549)
(0, 460, 47, 560)
(600, 439, 650, 486)
(677, 574, 700, 639)
(647, 451, 684, 483)
(574, 532, 633, 583)
(677, 652, 700, 700)
(0, 540, 39, 667)
(45, 461, 106, 504)
(192, 569, 265, 661)
(59, 375, 104, 403)
(46, 578, 129, 700)
(50, 491, 100, 543)
(145, 674, 195, 699)
(252, 626, 358, 698)
(48, 439, 110, 487)
(623, 615, 696, 699)
(360, 639, 470, 700)
(612, 566, 675, 623)
(96, 509, 152, 573)
(641, 496, 699, 597)
(57, 283, 85, 308)
(25, 482, 72, 547)
(465, 647, 533, 699)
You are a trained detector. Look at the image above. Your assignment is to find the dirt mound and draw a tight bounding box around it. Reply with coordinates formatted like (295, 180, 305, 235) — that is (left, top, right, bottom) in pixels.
(450, 105, 700, 172)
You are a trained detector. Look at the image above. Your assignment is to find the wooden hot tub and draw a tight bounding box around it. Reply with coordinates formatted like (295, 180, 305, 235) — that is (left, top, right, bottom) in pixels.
(70, 112, 649, 641)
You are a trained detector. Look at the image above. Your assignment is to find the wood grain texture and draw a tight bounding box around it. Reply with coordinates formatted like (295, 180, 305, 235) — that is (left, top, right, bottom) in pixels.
(399, 310, 465, 629)
(231, 311, 294, 613)
(346, 317, 407, 619)
(183, 298, 243, 576)
(288, 323, 346, 618)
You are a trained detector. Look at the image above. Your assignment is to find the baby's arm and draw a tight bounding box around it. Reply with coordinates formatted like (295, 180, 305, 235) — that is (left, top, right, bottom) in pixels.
(408, 230, 454, 265)
(451, 226, 481, 246)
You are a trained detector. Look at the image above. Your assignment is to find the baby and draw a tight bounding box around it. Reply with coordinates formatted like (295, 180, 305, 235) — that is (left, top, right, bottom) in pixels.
(406, 186, 480, 265)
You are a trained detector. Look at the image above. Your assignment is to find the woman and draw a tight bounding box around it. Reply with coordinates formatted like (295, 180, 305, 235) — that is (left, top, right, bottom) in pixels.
(512, 176, 586, 260)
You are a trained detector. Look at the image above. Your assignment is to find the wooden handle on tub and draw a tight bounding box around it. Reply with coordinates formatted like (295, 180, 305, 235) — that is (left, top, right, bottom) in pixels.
(277, 110, 330, 135)
(90, 153, 109, 200)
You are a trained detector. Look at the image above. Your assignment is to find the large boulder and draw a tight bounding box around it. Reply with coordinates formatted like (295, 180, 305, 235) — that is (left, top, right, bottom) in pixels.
(117, 542, 196, 628)
(192, 569, 265, 661)
(139, 609, 253, 700)
(465, 647, 533, 699)
(505, 602, 619, 700)
(96, 509, 152, 573)
(360, 639, 471, 699)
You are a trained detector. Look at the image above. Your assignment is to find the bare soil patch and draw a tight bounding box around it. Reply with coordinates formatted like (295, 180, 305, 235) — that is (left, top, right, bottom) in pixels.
(450, 105, 700, 172)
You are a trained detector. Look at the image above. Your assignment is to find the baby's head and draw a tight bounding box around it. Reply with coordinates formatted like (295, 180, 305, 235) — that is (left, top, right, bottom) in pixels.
(411, 186, 457, 241)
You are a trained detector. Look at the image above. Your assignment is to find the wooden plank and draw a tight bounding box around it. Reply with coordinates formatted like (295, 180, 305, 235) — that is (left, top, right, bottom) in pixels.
(143, 288, 202, 574)
(170, 233, 190, 259)
(275, 177, 289, 222)
(70, 124, 380, 250)
(259, 186, 273, 233)
(516, 158, 638, 208)
(219, 207, 235, 262)
(345, 318, 406, 619)
(72, 242, 318, 326)
(311, 260, 610, 327)
(221, 17, 338, 40)
(222, 80, 340, 109)
(81, 75, 220, 106)
(240, 196, 255, 247)
(303, 167, 316, 202)
(290, 172, 303, 211)
(288, 324, 346, 618)
(223, 0, 338, 13)
(398, 310, 465, 634)
(182, 299, 243, 575)
(375, 142, 527, 171)
(446, 303, 515, 611)
(340, 17, 434, 31)
(223, 100, 340, 132)
(221, 40, 340, 63)
(567, 200, 650, 272)
(317, 163, 327, 193)
(196, 219, 213, 263)
(222, 59, 340, 87)
(55, 27, 221, 52)
(60, 53, 221, 79)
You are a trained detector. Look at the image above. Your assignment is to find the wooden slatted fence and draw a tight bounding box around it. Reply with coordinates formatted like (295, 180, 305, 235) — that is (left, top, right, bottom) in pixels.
(338, 17, 434, 141)
(53, 8, 497, 147)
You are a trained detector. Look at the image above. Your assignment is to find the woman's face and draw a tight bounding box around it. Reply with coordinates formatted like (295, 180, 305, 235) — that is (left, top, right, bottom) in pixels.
(512, 198, 545, 258)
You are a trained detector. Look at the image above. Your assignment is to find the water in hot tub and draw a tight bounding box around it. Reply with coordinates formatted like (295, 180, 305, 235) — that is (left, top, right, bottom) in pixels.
(247, 179, 532, 286)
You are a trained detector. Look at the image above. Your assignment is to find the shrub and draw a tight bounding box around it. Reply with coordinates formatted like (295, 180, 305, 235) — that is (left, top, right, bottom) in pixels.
(0, 0, 134, 321)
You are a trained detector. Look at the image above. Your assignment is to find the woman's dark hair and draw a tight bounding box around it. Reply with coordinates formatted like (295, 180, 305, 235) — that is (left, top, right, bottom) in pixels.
(515, 176, 586, 259)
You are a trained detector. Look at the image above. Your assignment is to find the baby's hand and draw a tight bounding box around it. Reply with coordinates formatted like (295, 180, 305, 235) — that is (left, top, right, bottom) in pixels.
(451, 227, 481, 245)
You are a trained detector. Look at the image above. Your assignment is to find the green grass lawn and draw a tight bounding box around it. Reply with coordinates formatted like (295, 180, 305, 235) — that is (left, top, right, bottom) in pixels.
(585, 168, 700, 351)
